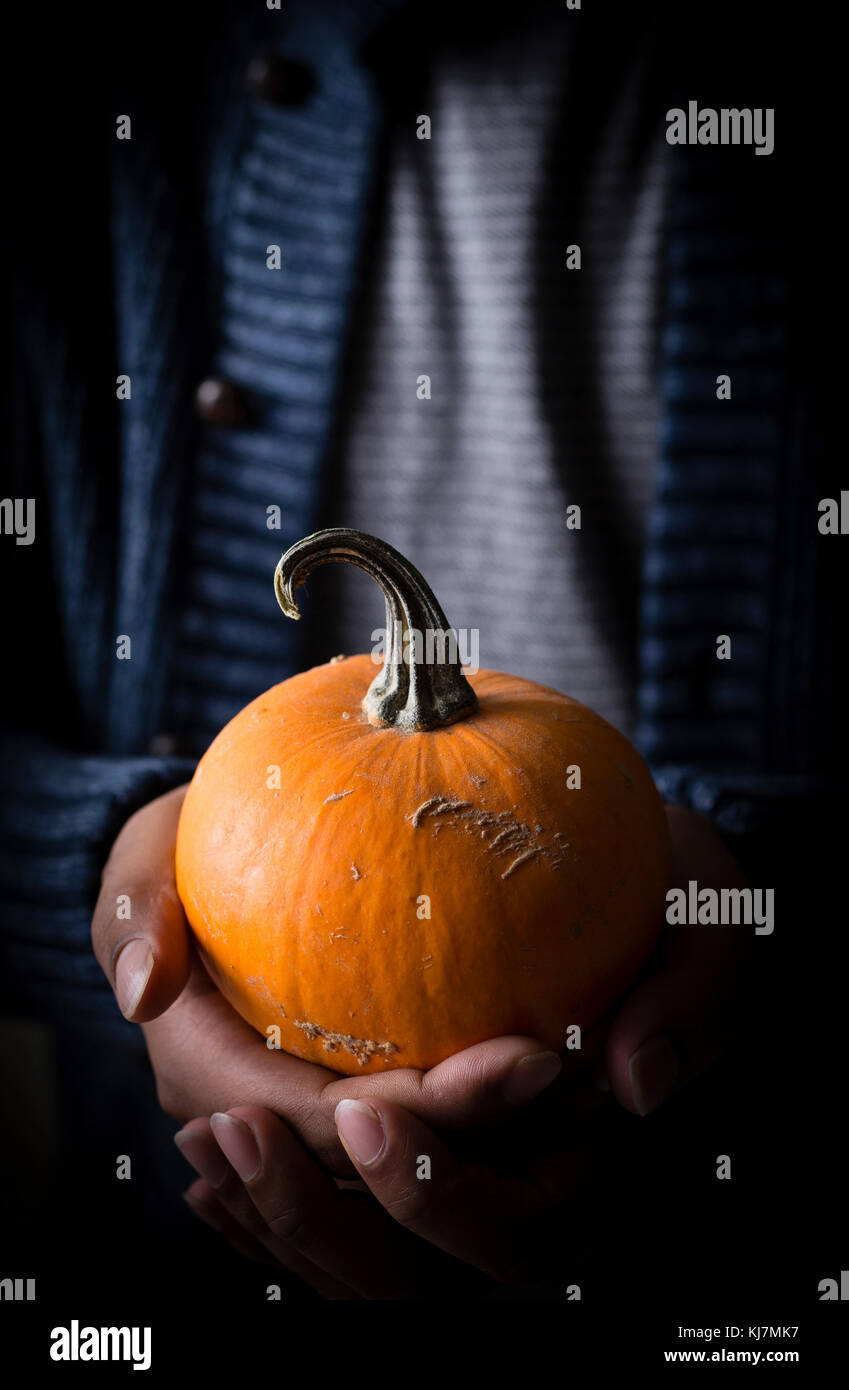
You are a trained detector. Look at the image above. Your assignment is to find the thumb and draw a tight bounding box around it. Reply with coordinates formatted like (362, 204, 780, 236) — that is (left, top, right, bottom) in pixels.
(92, 784, 192, 1021)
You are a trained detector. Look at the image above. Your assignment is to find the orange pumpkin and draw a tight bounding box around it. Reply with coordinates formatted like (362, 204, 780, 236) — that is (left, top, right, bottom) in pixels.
(175, 529, 670, 1075)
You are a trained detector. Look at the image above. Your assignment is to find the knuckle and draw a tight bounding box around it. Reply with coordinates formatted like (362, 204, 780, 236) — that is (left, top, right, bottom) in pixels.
(154, 1070, 189, 1122)
(401, 1069, 430, 1111)
(90, 882, 118, 953)
(382, 1178, 435, 1228)
(153, 1074, 176, 1117)
(299, 1096, 352, 1175)
(447, 1053, 490, 1105)
(99, 830, 134, 894)
(297, 1095, 333, 1146)
(265, 1195, 321, 1250)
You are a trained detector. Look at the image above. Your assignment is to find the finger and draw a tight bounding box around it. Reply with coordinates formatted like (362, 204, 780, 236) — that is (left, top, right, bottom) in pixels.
(184, 1177, 360, 1299)
(602, 922, 744, 1115)
(602, 805, 749, 1115)
(145, 958, 566, 1175)
(333, 1095, 562, 1284)
(206, 1106, 430, 1299)
(143, 958, 350, 1168)
(183, 1179, 271, 1265)
(176, 1121, 361, 1300)
(92, 785, 192, 1021)
(322, 1035, 563, 1133)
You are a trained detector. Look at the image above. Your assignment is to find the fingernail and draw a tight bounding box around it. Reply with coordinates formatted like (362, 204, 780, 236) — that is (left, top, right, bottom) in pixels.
(174, 1125, 232, 1189)
(114, 938, 154, 1019)
(210, 1112, 262, 1182)
(503, 1051, 562, 1105)
(628, 1035, 679, 1116)
(334, 1100, 385, 1165)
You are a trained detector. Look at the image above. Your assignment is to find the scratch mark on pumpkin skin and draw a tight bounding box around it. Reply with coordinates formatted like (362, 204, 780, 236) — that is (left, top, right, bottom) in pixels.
(350, 863, 361, 880)
(244, 977, 286, 1018)
(411, 798, 567, 874)
(293, 1019, 398, 1065)
(410, 796, 472, 827)
(324, 789, 354, 803)
(501, 848, 543, 879)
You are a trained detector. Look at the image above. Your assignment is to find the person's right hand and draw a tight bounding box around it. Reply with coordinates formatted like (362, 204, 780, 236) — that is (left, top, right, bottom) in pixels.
(91, 787, 568, 1178)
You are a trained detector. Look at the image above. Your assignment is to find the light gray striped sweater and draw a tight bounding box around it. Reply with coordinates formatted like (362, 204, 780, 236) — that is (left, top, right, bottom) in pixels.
(314, 11, 670, 737)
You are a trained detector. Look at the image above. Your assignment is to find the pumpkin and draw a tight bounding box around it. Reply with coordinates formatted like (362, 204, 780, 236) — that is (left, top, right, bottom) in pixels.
(175, 529, 670, 1075)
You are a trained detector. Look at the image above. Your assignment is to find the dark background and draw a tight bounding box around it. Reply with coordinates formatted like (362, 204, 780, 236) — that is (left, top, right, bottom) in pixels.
(0, 0, 845, 1365)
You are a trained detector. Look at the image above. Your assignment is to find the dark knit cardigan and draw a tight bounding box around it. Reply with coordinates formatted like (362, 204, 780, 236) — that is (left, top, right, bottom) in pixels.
(0, 0, 831, 1034)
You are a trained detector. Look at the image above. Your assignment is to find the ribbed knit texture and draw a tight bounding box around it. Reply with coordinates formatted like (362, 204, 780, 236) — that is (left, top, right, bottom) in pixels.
(1, 0, 412, 1030)
(319, 11, 667, 738)
(637, 149, 824, 831)
(164, 1, 401, 753)
(1, 0, 826, 1031)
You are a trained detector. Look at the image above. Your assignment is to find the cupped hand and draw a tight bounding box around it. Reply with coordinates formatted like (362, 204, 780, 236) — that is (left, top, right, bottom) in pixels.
(175, 1098, 595, 1298)
(171, 802, 751, 1294)
(91, 786, 567, 1177)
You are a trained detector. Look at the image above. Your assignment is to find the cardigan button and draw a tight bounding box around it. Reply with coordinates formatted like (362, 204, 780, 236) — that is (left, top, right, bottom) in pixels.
(148, 733, 178, 757)
(245, 54, 316, 107)
(194, 377, 251, 427)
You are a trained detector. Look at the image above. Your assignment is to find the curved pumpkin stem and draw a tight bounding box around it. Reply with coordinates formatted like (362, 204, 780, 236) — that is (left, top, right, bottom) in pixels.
(274, 528, 479, 732)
